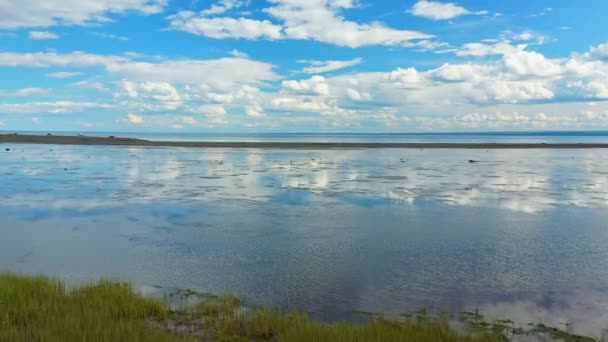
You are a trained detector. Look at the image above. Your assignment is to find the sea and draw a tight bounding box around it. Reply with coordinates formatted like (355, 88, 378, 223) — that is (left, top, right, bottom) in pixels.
(1, 131, 608, 337)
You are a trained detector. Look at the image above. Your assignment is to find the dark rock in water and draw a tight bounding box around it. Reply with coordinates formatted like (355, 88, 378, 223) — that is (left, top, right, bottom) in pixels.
(469, 160, 478, 163)
(109, 136, 115, 139)
(47, 133, 52, 136)
(64, 168, 68, 171)
(5, 148, 10, 151)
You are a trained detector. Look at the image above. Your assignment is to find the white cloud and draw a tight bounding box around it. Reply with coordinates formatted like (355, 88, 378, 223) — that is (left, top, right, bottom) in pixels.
(530, 7, 553, 17)
(245, 104, 266, 117)
(169, 15, 282, 40)
(29, 31, 60, 39)
(482, 81, 554, 103)
(515, 32, 533, 41)
(169, 0, 433, 48)
(0, 88, 51, 96)
(126, 113, 144, 124)
(456, 42, 526, 56)
(346, 88, 363, 101)
(107, 58, 279, 87)
(92, 32, 129, 41)
(502, 50, 562, 77)
(196, 105, 228, 125)
(410, 0, 485, 20)
(0, 0, 168, 29)
(4, 42, 608, 130)
(228, 49, 248, 58)
(271, 96, 330, 112)
(117, 80, 182, 110)
(0, 52, 279, 91)
(198, 104, 227, 116)
(0, 101, 112, 114)
(72, 80, 110, 92)
(299, 58, 363, 74)
(587, 42, 608, 61)
(384, 67, 422, 86)
(431, 63, 488, 82)
(200, 0, 247, 16)
(46, 71, 84, 78)
(282, 75, 330, 95)
(0, 51, 129, 67)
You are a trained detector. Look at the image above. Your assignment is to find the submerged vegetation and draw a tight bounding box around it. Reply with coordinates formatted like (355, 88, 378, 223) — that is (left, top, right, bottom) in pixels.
(0, 273, 599, 341)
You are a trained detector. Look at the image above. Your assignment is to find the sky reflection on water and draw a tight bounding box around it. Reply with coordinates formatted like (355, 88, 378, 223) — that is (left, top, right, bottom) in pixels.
(1, 144, 608, 337)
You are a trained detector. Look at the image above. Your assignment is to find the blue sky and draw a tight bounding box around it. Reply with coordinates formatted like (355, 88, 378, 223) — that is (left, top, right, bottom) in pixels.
(1, 0, 607, 132)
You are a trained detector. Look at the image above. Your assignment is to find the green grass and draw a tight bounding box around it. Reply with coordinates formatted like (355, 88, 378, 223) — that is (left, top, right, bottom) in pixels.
(0, 273, 598, 341)
(0, 273, 194, 341)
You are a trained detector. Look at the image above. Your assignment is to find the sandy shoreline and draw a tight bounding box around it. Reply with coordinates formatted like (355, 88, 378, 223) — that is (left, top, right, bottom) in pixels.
(2, 133, 608, 149)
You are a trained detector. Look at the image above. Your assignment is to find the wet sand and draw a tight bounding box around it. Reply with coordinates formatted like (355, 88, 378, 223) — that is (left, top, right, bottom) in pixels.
(2, 133, 608, 149)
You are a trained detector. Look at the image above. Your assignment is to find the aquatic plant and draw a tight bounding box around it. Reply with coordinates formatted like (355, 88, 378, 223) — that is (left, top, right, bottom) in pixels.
(0, 273, 193, 341)
(0, 273, 600, 341)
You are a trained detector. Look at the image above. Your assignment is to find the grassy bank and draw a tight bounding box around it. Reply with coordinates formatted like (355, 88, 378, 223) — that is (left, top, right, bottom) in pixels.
(0, 273, 596, 341)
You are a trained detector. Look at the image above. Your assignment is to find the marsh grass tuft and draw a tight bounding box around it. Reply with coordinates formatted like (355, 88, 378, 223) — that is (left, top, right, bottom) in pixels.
(0, 273, 600, 341)
(0, 273, 194, 341)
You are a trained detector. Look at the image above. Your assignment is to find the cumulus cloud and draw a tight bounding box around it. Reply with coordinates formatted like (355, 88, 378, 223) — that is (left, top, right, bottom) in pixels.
(3, 40, 608, 130)
(200, 0, 247, 16)
(169, 0, 433, 47)
(126, 113, 144, 124)
(117, 80, 182, 110)
(0, 0, 167, 29)
(168, 14, 282, 40)
(282, 76, 330, 95)
(409, 0, 487, 20)
(431, 63, 489, 82)
(587, 42, 608, 61)
(502, 50, 562, 77)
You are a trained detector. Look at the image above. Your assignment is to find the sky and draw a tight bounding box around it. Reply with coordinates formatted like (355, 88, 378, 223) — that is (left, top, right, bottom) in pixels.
(1, 0, 608, 133)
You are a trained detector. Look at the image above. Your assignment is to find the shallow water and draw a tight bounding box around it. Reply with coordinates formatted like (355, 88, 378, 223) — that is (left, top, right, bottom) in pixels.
(1, 144, 608, 337)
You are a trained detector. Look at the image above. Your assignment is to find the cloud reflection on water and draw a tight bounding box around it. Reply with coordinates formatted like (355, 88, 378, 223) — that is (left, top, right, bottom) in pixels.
(2, 145, 608, 213)
(2, 144, 608, 337)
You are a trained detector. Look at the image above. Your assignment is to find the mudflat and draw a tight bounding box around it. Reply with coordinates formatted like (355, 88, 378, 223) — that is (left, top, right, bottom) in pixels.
(2, 133, 608, 149)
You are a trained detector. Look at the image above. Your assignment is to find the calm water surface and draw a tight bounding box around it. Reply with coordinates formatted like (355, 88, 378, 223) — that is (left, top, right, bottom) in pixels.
(1, 143, 608, 337)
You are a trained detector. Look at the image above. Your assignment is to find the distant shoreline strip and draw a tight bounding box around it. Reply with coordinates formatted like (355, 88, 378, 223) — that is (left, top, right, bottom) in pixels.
(2, 134, 608, 149)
